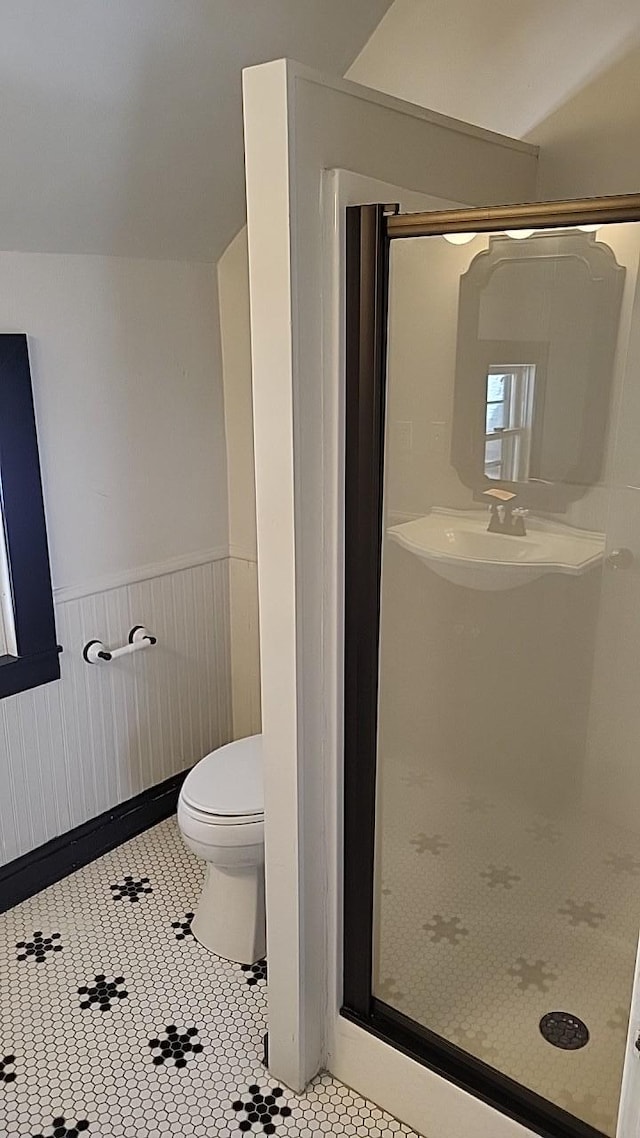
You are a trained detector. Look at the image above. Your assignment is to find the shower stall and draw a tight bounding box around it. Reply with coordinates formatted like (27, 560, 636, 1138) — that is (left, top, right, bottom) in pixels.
(342, 195, 640, 1138)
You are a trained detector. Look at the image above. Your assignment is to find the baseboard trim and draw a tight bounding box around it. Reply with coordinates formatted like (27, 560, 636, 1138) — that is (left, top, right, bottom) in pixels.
(0, 770, 190, 913)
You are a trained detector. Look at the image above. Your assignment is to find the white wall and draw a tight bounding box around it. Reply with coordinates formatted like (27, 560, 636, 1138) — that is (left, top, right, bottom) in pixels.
(528, 44, 640, 200)
(0, 251, 233, 862)
(243, 56, 537, 1132)
(218, 229, 261, 740)
(0, 252, 227, 595)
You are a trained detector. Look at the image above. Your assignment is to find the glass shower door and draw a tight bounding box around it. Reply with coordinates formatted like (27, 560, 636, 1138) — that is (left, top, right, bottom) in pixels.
(370, 218, 640, 1138)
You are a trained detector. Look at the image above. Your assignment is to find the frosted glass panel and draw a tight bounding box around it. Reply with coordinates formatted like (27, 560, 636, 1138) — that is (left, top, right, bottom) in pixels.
(373, 223, 640, 1137)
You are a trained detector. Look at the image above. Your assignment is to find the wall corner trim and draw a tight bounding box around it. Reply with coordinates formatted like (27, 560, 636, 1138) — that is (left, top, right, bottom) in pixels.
(228, 544, 258, 564)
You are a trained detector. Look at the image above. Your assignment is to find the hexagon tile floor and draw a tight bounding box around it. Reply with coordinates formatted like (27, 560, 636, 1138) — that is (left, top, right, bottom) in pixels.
(375, 756, 640, 1137)
(0, 817, 416, 1138)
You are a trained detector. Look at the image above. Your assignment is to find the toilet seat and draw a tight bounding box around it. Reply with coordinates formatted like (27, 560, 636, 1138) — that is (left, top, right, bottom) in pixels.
(180, 734, 263, 821)
(178, 798, 263, 828)
(177, 796, 264, 856)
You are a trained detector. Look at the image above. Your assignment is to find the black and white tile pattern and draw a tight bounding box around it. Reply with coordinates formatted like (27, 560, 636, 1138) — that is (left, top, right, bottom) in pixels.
(1, 818, 415, 1138)
(0, 1054, 16, 1084)
(232, 1084, 291, 1133)
(148, 1024, 203, 1068)
(109, 875, 153, 903)
(29, 1115, 90, 1137)
(375, 756, 640, 1136)
(170, 912, 194, 941)
(77, 975, 128, 1012)
(241, 959, 267, 988)
(16, 931, 63, 963)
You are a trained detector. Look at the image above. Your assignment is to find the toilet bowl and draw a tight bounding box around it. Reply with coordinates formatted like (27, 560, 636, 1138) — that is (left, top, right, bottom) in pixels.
(177, 733, 264, 965)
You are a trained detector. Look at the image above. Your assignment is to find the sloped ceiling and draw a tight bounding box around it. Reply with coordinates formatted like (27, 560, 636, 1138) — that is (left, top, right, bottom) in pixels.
(348, 0, 640, 140)
(0, 0, 392, 259)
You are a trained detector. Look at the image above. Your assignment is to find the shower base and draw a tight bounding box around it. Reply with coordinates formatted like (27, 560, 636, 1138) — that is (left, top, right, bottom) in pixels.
(375, 757, 640, 1136)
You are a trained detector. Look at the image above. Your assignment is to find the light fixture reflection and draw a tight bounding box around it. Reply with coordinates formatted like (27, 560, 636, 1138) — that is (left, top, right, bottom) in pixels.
(578, 224, 601, 232)
(505, 229, 535, 240)
(443, 232, 477, 245)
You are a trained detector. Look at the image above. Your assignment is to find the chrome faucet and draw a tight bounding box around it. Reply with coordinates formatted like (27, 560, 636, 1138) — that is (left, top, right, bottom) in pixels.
(487, 501, 528, 537)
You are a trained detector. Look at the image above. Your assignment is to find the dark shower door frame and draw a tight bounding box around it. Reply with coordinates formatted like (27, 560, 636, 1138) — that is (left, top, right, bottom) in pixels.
(341, 194, 640, 1138)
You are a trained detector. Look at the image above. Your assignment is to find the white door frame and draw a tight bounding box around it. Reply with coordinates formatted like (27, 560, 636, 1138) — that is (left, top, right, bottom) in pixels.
(243, 55, 538, 1118)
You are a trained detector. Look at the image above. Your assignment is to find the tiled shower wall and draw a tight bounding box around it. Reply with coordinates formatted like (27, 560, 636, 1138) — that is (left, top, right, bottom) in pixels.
(0, 557, 234, 865)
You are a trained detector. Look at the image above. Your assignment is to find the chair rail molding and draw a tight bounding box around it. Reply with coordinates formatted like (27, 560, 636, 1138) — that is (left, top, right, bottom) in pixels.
(52, 547, 232, 604)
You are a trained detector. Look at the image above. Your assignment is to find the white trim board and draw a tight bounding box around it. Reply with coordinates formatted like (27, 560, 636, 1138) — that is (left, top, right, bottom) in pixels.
(283, 60, 538, 157)
(331, 1017, 533, 1138)
(53, 547, 231, 604)
(243, 56, 538, 1102)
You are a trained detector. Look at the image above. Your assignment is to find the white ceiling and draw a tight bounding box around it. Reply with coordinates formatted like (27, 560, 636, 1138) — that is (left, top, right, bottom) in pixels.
(0, 0, 391, 260)
(348, 0, 640, 140)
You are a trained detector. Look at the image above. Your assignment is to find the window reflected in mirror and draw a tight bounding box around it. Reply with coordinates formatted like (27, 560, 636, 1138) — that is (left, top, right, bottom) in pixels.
(452, 230, 625, 510)
(484, 363, 536, 481)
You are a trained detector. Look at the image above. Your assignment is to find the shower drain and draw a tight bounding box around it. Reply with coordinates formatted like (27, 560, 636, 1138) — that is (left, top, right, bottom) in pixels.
(539, 1011, 589, 1050)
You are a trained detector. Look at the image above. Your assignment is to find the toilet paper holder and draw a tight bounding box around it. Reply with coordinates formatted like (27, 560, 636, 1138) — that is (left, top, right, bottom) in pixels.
(83, 625, 157, 664)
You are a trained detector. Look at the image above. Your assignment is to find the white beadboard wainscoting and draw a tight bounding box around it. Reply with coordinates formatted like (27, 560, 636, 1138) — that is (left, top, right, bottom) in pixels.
(0, 555, 233, 866)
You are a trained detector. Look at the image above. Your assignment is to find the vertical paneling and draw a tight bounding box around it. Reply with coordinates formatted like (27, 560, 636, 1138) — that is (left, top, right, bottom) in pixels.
(0, 557, 232, 865)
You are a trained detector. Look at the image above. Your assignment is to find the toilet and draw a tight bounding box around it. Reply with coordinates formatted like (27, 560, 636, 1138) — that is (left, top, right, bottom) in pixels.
(177, 733, 264, 965)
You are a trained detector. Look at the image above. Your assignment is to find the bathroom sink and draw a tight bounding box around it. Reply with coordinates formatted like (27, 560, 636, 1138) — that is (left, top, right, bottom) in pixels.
(387, 508, 605, 590)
